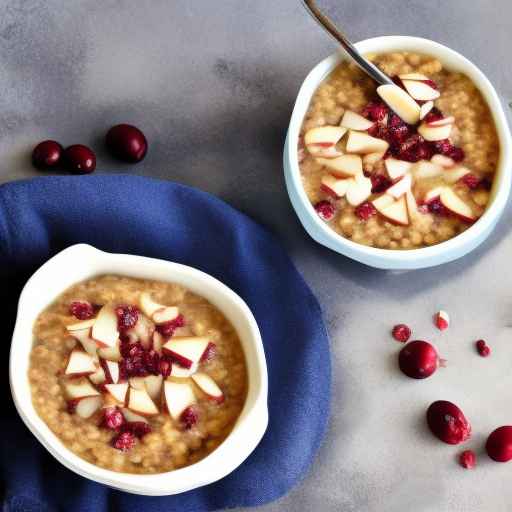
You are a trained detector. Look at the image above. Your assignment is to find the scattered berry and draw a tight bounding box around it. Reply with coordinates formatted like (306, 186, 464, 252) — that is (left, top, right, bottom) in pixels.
(426, 400, 471, 445)
(461, 173, 480, 189)
(459, 450, 476, 469)
(122, 421, 152, 438)
(371, 174, 392, 193)
(398, 340, 441, 379)
(180, 406, 199, 429)
(156, 314, 185, 337)
(355, 201, 377, 221)
(434, 310, 450, 331)
(486, 426, 512, 462)
(426, 197, 449, 216)
(64, 144, 96, 174)
(361, 101, 389, 122)
(32, 140, 63, 170)
(314, 200, 336, 222)
(106, 124, 148, 163)
(392, 324, 411, 343)
(69, 301, 95, 320)
(101, 406, 125, 431)
(115, 305, 139, 332)
(476, 339, 491, 357)
(112, 431, 136, 451)
(158, 357, 172, 378)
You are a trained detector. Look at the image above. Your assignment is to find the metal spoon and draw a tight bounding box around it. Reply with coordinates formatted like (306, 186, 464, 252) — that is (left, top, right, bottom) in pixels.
(301, 0, 393, 86)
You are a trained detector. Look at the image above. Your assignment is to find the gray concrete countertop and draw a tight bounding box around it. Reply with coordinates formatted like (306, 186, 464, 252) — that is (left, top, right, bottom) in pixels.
(2, 1, 512, 511)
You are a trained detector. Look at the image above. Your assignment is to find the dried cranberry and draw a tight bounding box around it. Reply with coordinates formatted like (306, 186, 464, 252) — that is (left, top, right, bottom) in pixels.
(314, 201, 336, 222)
(427, 197, 449, 216)
(101, 406, 125, 431)
(388, 124, 410, 143)
(392, 324, 411, 343)
(156, 314, 185, 337)
(361, 101, 389, 122)
(371, 175, 392, 193)
(424, 107, 444, 124)
(459, 450, 476, 469)
(112, 431, 136, 451)
(180, 406, 199, 429)
(200, 342, 217, 362)
(432, 140, 464, 162)
(447, 146, 465, 162)
(67, 399, 79, 414)
(461, 174, 480, 189)
(115, 305, 139, 331)
(143, 349, 160, 375)
(368, 122, 388, 140)
(355, 202, 377, 221)
(122, 421, 152, 438)
(69, 301, 95, 320)
(159, 357, 172, 377)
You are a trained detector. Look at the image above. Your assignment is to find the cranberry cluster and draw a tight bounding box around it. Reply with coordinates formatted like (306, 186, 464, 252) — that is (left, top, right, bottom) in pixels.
(101, 406, 152, 452)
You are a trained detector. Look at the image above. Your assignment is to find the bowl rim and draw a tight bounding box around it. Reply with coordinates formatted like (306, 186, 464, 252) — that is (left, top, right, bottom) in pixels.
(9, 243, 268, 495)
(284, 35, 512, 269)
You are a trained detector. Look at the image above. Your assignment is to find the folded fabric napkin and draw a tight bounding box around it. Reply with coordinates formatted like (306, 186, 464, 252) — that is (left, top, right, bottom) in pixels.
(0, 175, 331, 512)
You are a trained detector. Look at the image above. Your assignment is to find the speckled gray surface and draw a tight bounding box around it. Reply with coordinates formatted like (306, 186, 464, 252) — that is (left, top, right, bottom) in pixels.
(2, 1, 512, 511)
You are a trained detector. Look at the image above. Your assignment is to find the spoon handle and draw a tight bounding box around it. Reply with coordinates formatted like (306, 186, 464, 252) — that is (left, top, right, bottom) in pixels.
(301, 0, 393, 85)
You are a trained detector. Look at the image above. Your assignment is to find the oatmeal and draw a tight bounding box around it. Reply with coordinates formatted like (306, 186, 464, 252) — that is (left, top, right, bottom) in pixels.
(299, 52, 499, 249)
(29, 275, 247, 474)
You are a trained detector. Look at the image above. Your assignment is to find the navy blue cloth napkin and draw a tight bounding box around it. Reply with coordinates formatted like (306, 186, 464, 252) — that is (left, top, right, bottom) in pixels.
(0, 175, 331, 512)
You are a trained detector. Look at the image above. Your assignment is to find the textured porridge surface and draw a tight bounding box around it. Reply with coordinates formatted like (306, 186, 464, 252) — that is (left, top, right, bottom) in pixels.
(300, 52, 499, 249)
(30, 275, 247, 474)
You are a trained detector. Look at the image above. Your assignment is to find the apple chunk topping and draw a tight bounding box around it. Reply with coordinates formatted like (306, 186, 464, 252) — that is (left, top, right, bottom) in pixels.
(402, 80, 440, 101)
(139, 292, 179, 325)
(66, 318, 96, 332)
(385, 159, 412, 180)
(91, 304, 119, 348)
(418, 121, 453, 141)
(316, 154, 363, 177)
(375, 196, 409, 226)
(65, 380, 100, 399)
(346, 174, 372, 206)
(304, 126, 347, 154)
(105, 383, 129, 404)
(340, 110, 374, 131)
(128, 387, 159, 416)
(320, 175, 351, 199)
(65, 350, 97, 376)
(386, 174, 412, 199)
(70, 328, 99, 359)
(164, 380, 197, 421)
(440, 187, 476, 222)
(75, 396, 103, 419)
(346, 131, 389, 154)
(377, 84, 421, 125)
(419, 101, 434, 121)
(162, 337, 211, 369)
(191, 373, 224, 404)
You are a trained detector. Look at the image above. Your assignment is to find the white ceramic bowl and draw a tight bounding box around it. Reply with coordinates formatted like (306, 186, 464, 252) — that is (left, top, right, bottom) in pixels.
(284, 36, 512, 269)
(9, 244, 268, 495)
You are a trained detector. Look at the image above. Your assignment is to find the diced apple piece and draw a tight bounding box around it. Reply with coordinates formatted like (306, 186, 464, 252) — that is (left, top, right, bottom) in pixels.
(402, 80, 440, 101)
(121, 407, 149, 424)
(128, 387, 159, 416)
(405, 190, 419, 220)
(171, 363, 198, 378)
(372, 194, 394, 210)
(424, 186, 447, 202)
(363, 151, 386, 166)
(66, 318, 96, 332)
(129, 377, 146, 390)
(139, 292, 165, 318)
(70, 328, 98, 359)
(304, 126, 347, 148)
(379, 196, 409, 226)
(431, 154, 455, 168)
(320, 175, 351, 199)
(346, 131, 389, 154)
(440, 187, 476, 222)
(129, 314, 155, 350)
(105, 383, 129, 404)
(419, 101, 434, 121)
(98, 342, 121, 362)
(164, 381, 197, 420)
(191, 373, 224, 404)
(428, 116, 455, 127)
(346, 174, 372, 206)
(153, 306, 179, 324)
(89, 366, 106, 386)
(76, 396, 103, 419)
(153, 331, 164, 353)
(144, 375, 163, 401)
(340, 110, 374, 131)
(306, 145, 343, 158)
(65, 350, 97, 376)
(316, 154, 363, 177)
(91, 304, 119, 348)
(162, 337, 211, 369)
(418, 122, 452, 141)
(385, 159, 413, 180)
(386, 174, 412, 199)
(399, 72, 429, 81)
(442, 166, 471, 184)
(103, 360, 119, 384)
(377, 84, 421, 125)
(65, 380, 100, 399)
(412, 161, 443, 179)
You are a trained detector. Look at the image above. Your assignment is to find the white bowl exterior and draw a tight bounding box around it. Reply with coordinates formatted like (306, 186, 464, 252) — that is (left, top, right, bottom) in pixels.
(9, 244, 268, 495)
(285, 36, 512, 269)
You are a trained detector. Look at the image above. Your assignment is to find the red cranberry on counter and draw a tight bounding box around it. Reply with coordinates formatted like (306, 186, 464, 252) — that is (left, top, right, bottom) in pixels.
(32, 140, 63, 170)
(64, 144, 96, 174)
(106, 124, 148, 163)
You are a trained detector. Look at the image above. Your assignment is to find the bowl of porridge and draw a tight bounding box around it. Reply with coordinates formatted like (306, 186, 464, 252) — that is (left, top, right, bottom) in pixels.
(284, 36, 512, 269)
(9, 244, 268, 495)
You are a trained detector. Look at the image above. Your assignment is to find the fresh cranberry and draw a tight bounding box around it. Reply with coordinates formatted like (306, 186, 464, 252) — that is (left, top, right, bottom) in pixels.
(426, 400, 471, 445)
(112, 431, 137, 451)
(461, 174, 480, 189)
(156, 314, 185, 337)
(355, 202, 377, 221)
(398, 340, 440, 379)
(314, 201, 336, 222)
(101, 406, 125, 431)
(392, 324, 411, 343)
(459, 450, 476, 469)
(200, 342, 217, 362)
(180, 406, 199, 429)
(122, 421, 152, 438)
(159, 357, 172, 377)
(371, 174, 392, 193)
(64, 144, 96, 174)
(115, 305, 139, 332)
(106, 124, 148, 163)
(486, 426, 512, 462)
(361, 101, 389, 122)
(69, 301, 95, 320)
(476, 339, 491, 357)
(32, 140, 63, 170)
(427, 197, 449, 216)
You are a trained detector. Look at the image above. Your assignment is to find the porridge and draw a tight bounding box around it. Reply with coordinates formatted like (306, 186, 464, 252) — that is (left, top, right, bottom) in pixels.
(299, 52, 499, 249)
(29, 275, 247, 474)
